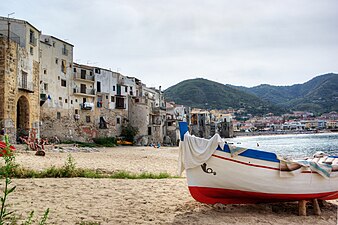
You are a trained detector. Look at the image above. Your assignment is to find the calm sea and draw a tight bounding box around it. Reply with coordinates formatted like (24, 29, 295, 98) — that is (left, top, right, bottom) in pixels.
(225, 133, 338, 158)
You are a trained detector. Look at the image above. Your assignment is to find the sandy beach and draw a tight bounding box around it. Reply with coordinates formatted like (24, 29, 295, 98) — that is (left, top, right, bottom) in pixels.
(2, 145, 338, 224)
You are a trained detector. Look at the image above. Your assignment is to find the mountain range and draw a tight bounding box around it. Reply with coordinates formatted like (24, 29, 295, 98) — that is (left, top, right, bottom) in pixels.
(163, 73, 338, 116)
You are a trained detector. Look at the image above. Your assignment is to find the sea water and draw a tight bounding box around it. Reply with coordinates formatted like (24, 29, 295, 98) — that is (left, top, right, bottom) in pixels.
(225, 133, 338, 158)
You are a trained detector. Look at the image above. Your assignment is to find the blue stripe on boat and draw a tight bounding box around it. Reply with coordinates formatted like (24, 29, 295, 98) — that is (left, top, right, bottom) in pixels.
(217, 144, 280, 163)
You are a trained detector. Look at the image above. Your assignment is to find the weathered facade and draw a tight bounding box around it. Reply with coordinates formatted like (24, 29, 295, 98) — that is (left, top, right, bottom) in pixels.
(1, 16, 169, 144)
(39, 35, 75, 140)
(129, 85, 167, 145)
(165, 102, 187, 145)
(0, 17, 41, 142)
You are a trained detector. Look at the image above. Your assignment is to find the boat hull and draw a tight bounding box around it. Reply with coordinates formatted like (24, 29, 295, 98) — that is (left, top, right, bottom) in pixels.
(186, 150, 338, 204)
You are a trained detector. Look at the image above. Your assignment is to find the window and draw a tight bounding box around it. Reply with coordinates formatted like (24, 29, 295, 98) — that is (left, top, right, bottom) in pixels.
(61, 60, 66, 73)
(97, 81, 101, 93)
(57, 112, 61, 119)
(80, 84, 86, 93)
(52, 42, 56, 47)
(29, 30, 36, 45)
(59, 97, 62, 100)
(43, 83, 48, 91)
(81, 69, 86, 79)
(22, 71, 28, 89)
(30, 47, 33, 55)
(73, 68, 77, 72)
(83, 98, 86, 103)
(148, 127, 152, 135)
(55, 58, 59, 64)
(86, 116, 91, 123)
(61, 79, 66, 87)
(43, 69, 47, 74)
(95, 68, 101, 74)
(113, 85, 115, 91)
(90, 71, 93, 76)
(125, 86, 128, 92)
(116, 97, 125, 109)
(116, 118, 120, 124)
(62, 44, 68, 56)
(99, 117, 107, 129)
(71, 100, 73, 104)
(111, 96, 115, 102)
(106, 95, 108, 99)
(75, 109, 78, 114)
(75, 99, 78, 103)
(65, 99, 68, 103)
(58, 76, 60, 80)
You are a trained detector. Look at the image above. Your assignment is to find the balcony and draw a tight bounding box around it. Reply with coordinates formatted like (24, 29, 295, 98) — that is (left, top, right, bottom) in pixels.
(73, 88, 96, 97)
(74, 73, 95, 82)
(18, 80, 34, 93)
(80, 102, 94, 110)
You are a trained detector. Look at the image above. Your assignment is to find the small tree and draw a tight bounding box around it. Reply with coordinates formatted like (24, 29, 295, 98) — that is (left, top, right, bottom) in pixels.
(120, 124, 138, 143)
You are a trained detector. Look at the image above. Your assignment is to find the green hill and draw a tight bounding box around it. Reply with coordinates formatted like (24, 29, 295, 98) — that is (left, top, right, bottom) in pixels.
(235, 73, 338, 114)
(164, 78, 284, 115)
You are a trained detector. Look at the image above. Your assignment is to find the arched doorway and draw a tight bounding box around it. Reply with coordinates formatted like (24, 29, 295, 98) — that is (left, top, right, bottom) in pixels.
(17, 96, 30, 138)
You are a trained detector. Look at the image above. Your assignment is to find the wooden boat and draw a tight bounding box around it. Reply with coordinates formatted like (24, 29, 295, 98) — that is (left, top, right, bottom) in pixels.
(178, 122, 338, 204)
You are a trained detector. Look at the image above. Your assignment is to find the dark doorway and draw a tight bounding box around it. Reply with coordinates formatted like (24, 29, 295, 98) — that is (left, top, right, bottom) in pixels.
(17, 96, 30, 138)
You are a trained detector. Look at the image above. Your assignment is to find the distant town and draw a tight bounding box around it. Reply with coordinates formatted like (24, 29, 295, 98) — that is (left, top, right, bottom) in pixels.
(0, 16, 337, 146)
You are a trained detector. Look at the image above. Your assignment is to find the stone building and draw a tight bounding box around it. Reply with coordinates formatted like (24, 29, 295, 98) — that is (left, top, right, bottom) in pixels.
(94, 68, 127, 138)
(165, 102, 187, 145)
(190, 108, 211, 138)
(0, 17, 41, 142)
(1, 16, 168, 144)
(39, 35, 75, 140)
(129, 85, 166, 145)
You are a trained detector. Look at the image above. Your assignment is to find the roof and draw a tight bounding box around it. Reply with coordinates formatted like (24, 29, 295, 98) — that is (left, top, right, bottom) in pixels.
(41, 34, 74, 47)
(0, 16, 41, 33)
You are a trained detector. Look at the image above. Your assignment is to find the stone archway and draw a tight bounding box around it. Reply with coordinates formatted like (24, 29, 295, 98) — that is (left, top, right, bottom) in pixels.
(16, 96, 30, 138)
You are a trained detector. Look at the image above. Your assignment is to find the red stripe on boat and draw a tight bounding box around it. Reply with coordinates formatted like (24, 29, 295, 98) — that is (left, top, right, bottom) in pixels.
(188, 186, 338, 204)
(212, 154, 280, 170)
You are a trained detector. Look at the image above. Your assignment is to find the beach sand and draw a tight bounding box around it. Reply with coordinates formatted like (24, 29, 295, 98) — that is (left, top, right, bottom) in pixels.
(2, 145, 338, 224)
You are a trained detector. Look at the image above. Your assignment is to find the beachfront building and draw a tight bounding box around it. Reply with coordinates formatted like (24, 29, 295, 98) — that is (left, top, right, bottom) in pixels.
(39, 35, 75, 139)
(129, 85, 167, 145)
(165, 102, 187, 145)
(0, 15, 170, 144)
(94, 68, 127, 137)
(190, 108, 211, 138)
(0, 16, 41, 142)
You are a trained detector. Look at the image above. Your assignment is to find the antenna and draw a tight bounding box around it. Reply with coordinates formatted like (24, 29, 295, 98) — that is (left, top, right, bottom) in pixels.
(7, 12, 15, 47)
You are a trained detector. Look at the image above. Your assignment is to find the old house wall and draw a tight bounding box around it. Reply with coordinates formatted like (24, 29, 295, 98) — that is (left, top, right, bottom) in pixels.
(39, 36, 74, 140)
(129, 98, 150, 145)
(0, 39, 18, 140)
(0, 37, 40, 142)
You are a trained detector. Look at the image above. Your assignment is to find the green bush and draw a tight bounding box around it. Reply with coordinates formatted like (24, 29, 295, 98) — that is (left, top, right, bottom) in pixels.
(120, 125, 138, 142)
(92, 137, 117, 147)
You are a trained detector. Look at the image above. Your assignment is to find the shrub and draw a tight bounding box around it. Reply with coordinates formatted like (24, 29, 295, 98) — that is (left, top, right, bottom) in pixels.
(92, 137, 117, 147)
(120, 125, 138, 142)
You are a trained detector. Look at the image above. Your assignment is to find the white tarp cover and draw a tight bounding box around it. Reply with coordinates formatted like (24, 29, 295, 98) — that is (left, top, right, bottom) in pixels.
(178, 132, 225, 176)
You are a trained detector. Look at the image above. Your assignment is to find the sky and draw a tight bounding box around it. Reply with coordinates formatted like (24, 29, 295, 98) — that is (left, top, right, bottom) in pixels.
(1, 0, 338, 89)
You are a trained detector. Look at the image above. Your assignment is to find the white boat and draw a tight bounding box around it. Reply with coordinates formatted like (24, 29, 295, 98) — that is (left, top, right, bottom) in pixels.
(178, 122, 338, 204)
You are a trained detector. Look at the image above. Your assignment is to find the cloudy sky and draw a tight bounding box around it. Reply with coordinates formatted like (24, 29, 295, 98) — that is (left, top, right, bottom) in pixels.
(1, 0, 337, 89)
